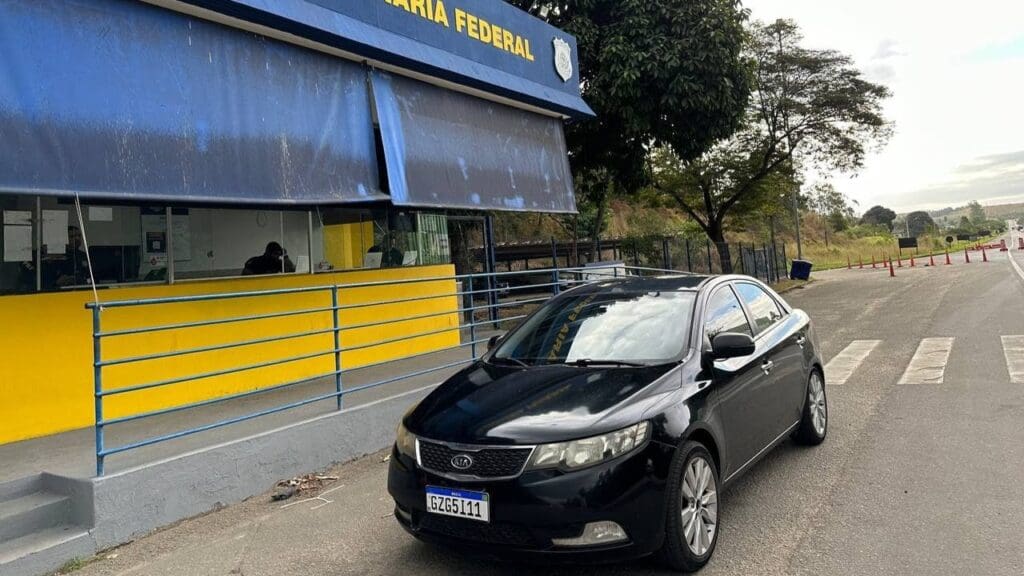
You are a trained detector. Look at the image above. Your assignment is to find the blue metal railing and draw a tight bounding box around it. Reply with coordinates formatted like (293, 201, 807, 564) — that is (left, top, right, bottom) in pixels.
(85, 264, 680, 476)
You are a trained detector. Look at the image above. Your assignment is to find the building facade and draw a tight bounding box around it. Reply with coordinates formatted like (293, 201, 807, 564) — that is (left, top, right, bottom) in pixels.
(0, 0, 591, 444)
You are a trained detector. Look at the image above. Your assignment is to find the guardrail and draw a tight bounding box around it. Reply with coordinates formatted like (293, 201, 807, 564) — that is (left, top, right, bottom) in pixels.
(85, 264, 681, 476)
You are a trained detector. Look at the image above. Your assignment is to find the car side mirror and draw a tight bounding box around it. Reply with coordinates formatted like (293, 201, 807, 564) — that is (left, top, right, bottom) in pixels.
(710, 333, 755, 360)
(487, 334, 504, 351)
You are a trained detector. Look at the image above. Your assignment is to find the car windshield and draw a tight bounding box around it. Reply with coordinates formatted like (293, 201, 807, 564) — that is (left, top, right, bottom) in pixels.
(492, 289, 696, 366)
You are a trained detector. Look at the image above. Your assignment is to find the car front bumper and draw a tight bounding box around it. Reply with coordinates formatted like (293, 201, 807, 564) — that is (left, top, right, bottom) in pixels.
(386, 440, 675, 563)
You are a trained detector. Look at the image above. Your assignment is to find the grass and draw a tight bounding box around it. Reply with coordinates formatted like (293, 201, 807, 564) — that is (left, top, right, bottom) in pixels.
(782, 234, 1001, 272)
(55, 557, 96, 574)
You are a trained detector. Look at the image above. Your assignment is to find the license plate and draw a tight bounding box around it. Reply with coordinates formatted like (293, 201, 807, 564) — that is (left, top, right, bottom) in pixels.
(425, 486, 490, 522)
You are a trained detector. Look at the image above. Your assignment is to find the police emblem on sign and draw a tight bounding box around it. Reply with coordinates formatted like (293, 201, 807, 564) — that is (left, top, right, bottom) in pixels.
(553, 38, 573, 82)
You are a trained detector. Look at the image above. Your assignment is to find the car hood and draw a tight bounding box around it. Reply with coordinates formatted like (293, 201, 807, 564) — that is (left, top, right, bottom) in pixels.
(405, 361, 679, 445)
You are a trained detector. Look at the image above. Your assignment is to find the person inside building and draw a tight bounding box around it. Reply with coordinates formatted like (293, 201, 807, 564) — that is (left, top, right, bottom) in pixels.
(242, 241, 295, 275)
(35, 226, 92, 290)
(367, 234, 404, 268)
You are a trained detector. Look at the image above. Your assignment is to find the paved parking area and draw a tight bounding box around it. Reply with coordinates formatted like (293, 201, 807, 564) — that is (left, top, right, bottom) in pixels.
(72, 246, 1024, 576)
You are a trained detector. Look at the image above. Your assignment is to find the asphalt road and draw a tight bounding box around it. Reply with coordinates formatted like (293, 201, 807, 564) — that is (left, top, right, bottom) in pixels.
(74, 243, 1024, 576)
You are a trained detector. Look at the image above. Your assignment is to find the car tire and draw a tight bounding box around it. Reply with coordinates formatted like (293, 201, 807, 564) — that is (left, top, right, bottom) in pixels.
(794, 369, 828, 445)
(658, 441, 720, 573)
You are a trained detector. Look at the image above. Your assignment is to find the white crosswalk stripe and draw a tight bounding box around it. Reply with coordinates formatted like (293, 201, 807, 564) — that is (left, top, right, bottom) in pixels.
(898, 338, 955, 385)
(824, 340, 881, 385)
(1000, 336, 1024, 383)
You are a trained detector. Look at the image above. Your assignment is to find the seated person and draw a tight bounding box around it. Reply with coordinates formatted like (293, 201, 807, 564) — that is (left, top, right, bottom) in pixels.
(38, 226, 92, 290)
(367, 235, 404, 268)
(243, 242, 296, 275)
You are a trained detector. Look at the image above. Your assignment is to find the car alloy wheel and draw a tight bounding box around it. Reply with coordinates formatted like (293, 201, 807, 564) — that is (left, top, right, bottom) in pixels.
(681, 456, 718, 556)
(809, 371, 827, 436)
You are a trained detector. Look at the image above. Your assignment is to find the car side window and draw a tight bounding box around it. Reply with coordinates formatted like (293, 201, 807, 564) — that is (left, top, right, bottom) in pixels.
(704, 286, 753, 340)
(735, 283, 785, 333)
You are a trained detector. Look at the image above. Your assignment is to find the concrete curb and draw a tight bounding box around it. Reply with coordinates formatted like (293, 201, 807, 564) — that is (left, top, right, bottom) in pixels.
(37, 383, 437, 571)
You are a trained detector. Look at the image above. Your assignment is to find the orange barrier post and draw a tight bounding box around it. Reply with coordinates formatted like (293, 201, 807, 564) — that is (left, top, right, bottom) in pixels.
(847, 256, 852, 270)
(945, 250, 952, 265)
(910, 254, 915, 267)
(1018, 237, 1024, 250)
(897, 255, 903, 268)
(859, 257, 864, 269)
(965, 247, 971, 263)
(982, 247, 989, 262)
(929, 254, 936, 267)
(889, 258, 896, 277)
(871, 256, 877, 269)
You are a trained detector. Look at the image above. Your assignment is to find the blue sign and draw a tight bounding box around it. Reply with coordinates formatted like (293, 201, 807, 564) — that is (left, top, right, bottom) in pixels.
(180, 0, 592, 117)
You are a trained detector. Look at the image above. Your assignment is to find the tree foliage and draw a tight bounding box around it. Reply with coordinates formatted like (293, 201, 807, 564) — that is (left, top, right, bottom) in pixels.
(861, 205, 897, 231)
(652, 19, 892, 270)
(807, 182, 857, 231)
(905, 211, 936, 237)
(506, 0, 751, 243)
(966, 200, 986, 225)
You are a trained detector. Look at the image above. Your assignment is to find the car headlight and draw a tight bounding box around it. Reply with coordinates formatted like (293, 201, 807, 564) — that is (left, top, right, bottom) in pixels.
(526, 422, 650, 472)
(395, 422, 417, 459)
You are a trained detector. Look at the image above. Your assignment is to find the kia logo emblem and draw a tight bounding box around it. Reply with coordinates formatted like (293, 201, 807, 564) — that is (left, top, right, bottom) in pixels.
(450, 454, 474, 470)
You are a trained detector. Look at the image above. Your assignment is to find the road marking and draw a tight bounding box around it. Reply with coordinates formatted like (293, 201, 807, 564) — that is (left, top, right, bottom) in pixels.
(824, 340, 881, 385)
(1008, 251, 1024, 283)
(1001, 336, 1024, 383)
(898, 338, 955, 385)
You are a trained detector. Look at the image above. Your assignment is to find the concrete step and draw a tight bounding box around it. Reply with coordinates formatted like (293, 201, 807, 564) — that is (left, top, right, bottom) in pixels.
(0, 475, 43, 501)
(0, 525, 94, 576)
(0, 491, 72, 542)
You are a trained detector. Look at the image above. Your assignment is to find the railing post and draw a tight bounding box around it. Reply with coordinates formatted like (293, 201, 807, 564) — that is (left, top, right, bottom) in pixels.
(92, 306, 104, 477)
(706, 242, 713, 273)
(331, 285, 343, 411)
(551, 237, 560, 295)
(762, 243, 769, 283)
(662, 237, 671, 270)
(468, 275, 477, 359)
(685, 239, 692, 272)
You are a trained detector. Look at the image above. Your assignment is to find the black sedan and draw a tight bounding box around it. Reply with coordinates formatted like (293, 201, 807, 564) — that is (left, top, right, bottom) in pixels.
(388, 274, 827, 571)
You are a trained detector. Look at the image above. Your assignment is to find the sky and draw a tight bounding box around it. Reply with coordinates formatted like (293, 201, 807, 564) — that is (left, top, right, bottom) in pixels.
(743, 0, 1024, 213)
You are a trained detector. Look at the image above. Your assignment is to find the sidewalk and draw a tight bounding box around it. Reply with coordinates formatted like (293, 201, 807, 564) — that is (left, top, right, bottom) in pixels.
(0, 331, 498, 482)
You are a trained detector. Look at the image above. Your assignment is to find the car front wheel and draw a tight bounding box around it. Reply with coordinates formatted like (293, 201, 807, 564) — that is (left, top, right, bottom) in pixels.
(658, 441, 719, 572)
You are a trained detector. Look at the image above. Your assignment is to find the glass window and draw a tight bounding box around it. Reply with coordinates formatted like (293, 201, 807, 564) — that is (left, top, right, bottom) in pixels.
(316, 208, 451, 272)
(734, 283, 785, 332)
(175, 208, 311, 280)
(494, 290, 696, 365)
(0, 194, 38, 295)
(39, 198, 166, 291)
(704, 287, 753, 339)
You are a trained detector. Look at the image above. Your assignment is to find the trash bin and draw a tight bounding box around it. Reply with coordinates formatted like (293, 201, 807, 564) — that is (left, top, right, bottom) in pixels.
(790, 259, 813, 280)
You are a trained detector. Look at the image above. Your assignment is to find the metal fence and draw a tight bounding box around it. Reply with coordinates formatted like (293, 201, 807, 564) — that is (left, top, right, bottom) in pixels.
(86, 264, 706, 476)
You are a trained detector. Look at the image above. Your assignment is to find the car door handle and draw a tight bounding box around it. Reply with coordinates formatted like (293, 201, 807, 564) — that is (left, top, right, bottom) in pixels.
(796, 336, 807, 348)
(761, 359, 775, 374)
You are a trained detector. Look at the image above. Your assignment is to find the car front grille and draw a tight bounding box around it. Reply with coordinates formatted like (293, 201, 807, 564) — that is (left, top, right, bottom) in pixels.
(418, 441, 532, 478)
(418, 513, 540, 548)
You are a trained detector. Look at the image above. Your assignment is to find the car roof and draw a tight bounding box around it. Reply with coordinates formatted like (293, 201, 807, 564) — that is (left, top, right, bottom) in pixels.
(573, 273, 714, 292)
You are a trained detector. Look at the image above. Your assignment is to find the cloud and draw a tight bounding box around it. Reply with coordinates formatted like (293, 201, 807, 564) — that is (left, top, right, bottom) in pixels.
(872, 38, 907, 60)
(889, 150, 1024, 210)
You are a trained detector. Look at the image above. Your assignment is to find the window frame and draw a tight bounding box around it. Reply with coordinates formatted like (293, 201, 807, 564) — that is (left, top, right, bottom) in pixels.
(700, 283, 755, 343)
(732, 281, 788, 337)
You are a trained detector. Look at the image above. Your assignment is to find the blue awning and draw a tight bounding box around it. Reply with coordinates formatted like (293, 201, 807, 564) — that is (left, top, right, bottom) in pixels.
(0, 0, 386, 205)
(177, 0, 594, 119)
(373, 71, 577, 214)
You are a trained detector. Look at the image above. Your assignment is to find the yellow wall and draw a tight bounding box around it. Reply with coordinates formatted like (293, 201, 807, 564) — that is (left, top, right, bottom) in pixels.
(0, 264, 459, 445)
(323, 222, 374, 270)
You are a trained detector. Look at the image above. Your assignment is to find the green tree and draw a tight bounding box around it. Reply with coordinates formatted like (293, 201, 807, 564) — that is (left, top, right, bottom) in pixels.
(653, 19, 891, 271)
(905, 211, 936, 237)
(967, 201, 986, 225)
(507, 0, 751, 255)
(861, 205, 897, 231)
(807, 182, 857, 232)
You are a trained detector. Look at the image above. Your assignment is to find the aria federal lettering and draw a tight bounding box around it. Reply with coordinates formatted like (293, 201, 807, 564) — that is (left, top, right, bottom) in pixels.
(382, 0, 536, 62)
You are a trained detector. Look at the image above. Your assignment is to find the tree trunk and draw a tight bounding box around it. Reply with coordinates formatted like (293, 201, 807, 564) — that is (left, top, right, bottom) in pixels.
(707, 222, 733, 274)
(590, 196, 607, 263)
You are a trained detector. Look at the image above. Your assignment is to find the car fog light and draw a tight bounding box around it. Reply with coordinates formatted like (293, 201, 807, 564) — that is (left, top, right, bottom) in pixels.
(550, 521, 628, 547)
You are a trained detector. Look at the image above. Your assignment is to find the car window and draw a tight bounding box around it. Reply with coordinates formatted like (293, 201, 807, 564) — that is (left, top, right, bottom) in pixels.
(704, 287, 752, 339)
(734, 283, 785, 333)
